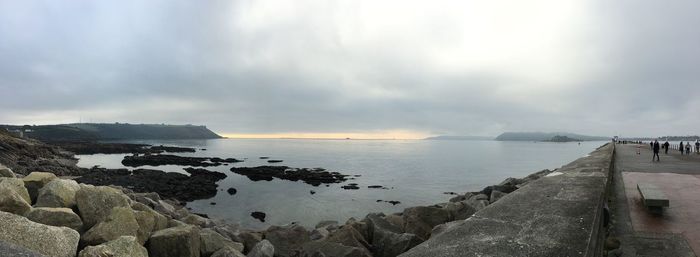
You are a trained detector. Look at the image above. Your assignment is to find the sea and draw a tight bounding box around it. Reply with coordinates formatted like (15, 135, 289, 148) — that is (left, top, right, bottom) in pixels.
(75, 139, 606, 229)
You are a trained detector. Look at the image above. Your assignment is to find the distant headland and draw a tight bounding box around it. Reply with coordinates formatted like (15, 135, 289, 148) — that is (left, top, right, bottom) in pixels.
(0, 123, 222, 141)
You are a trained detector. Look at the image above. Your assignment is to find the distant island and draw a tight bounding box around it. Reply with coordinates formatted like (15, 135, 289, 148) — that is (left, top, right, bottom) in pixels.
(424, 135, 494, 140)
(545, 135, 582, 142)
(495, 132, 608, 142)
(1, 123, 222, 141)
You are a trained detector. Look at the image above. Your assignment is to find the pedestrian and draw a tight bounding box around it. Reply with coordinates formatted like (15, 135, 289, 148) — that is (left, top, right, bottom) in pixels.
(650, 141, 654, 149)
(652, 139, 660, 161)
(680, 142, 684, 154)
(695, 140, 699, 154)
(686, 142, 691, 155)
(663, 141, 670, 154)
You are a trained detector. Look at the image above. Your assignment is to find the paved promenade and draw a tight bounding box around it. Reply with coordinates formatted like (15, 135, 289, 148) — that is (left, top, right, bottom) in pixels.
(612, 143, 700, 256)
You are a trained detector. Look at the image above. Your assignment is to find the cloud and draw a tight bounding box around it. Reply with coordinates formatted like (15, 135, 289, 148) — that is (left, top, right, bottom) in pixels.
(1, 0, 699, 138)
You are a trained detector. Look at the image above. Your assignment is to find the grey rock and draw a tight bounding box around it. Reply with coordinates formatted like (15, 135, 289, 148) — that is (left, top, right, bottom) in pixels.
(384, 214, 405, 231)
(149, 225, 201, 257)
(82, 207, 140, 246)
(430, 220, 466, 238)
(246, 239, 274, 257)
(264, 224, 310, 257)
(325, 225, 371, 254)
(154, 199, 177, 217)
(299, 241, 371, 257)
(134, 209, 157, 244)
(0, 164, 16, 178)
(182, 213, 214, 227)
(402, 206, 451, 240)
(0, 240, 46, 257)
(310, 227, 330, 241)
(344, 218, 370, 245)
(35, 179, 80, 208)
(22, 172, 57, 203)
(0, 186, 31, 215)
(211, 247, 246, 257)
(78, 236, 148, 257)
(200, 228, 244, 257)
(489, 190, 507, 204)
(75, 184, 131, 228)
(238, 231, 262, 254)
(443, 201, 476, 220)
(169, 219, 188, 228)
(314, 220, 339, 229)
(132, 202, 169, 231)
(0, 211, 80, 257)
(0, 177, 31, 203)
(25, 207, 84, 232)
(365, 213, 422, 257)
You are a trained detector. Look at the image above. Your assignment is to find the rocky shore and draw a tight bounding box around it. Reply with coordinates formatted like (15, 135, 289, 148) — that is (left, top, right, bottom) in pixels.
(0, 130, 560, 257)
(0, 158, 553, 257)
(122, 154, 242, 167)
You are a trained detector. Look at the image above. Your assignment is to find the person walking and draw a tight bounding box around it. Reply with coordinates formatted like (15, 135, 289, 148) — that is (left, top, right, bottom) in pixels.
(680, 142, 684, 154)
(652, 140, 660, 161)
(663, 141, 670, 154)
(695, 140, 699, 154)
(686, 142, 691, 155)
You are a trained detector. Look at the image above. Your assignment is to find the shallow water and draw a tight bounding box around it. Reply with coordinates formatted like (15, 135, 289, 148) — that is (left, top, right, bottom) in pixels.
(76, 139, 605, 229)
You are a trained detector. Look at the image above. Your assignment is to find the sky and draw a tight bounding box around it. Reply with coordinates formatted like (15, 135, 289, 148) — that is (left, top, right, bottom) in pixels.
(1, 0, 699, 139)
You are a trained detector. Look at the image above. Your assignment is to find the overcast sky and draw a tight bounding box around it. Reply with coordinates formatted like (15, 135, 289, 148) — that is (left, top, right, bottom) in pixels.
(1, 0, 699, 138)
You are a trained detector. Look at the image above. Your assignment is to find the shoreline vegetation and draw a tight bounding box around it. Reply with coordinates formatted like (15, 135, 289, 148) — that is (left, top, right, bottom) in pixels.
(0, 126, 609, 256)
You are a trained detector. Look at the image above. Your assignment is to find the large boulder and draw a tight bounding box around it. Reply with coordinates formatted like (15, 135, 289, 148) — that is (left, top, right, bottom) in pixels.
(35, 179, 80, 208)
(0, 177, 31, 203)
(0, 240, 45, 257)
(75, 184, 131, 228)
(132, 202, 169, 231)
(148, 225, 201, 257)
(25, 207, 84, 232)
(82, 207, 140, 246)
(78, 236, 148, 257)
(299, 241, 371, 257)
(237, 231, 262, 253)
(22, 172, 57, 202)
(344, 218, 370, 245)
(0, 187, 31, 215)
(211, 247, 246, 257)
(200, 228, 244, 257)
(0, 211, 80, 257)
(430, 219, 466, 238)
(0, 164, 15, 178)
(490, 190, 507, 203)
(182, 213, 214, 227)
(326, 225, 371, 253)
(365, 213, 422, 257)
(264, 224, 310, 257)
(384, 214, 405, 231)
(247, 239, 274, 257)
(402, 206, 451, 240)
(134, 209, 157, 244)
(443, 201, 477, 221)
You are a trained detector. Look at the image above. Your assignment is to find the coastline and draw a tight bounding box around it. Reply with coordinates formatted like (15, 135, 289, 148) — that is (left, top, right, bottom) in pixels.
(0, 131, 612, 256)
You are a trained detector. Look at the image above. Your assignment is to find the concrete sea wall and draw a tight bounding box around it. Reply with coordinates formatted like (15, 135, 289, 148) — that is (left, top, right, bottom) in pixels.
(400, 143, 615, 257)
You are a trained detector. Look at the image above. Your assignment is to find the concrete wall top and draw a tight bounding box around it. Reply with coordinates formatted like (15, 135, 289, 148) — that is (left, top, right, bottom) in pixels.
(399, 143, 615, 257)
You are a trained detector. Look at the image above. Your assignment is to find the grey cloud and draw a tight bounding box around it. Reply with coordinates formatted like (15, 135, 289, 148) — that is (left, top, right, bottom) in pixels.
(1, 0, 699, 137)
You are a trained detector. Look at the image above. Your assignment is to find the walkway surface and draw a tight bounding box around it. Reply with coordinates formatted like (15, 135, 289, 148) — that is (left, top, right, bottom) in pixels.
(612, 143, 699, 257)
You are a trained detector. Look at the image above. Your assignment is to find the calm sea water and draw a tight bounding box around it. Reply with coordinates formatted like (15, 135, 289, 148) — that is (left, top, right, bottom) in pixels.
(76, 139, 605, 229)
